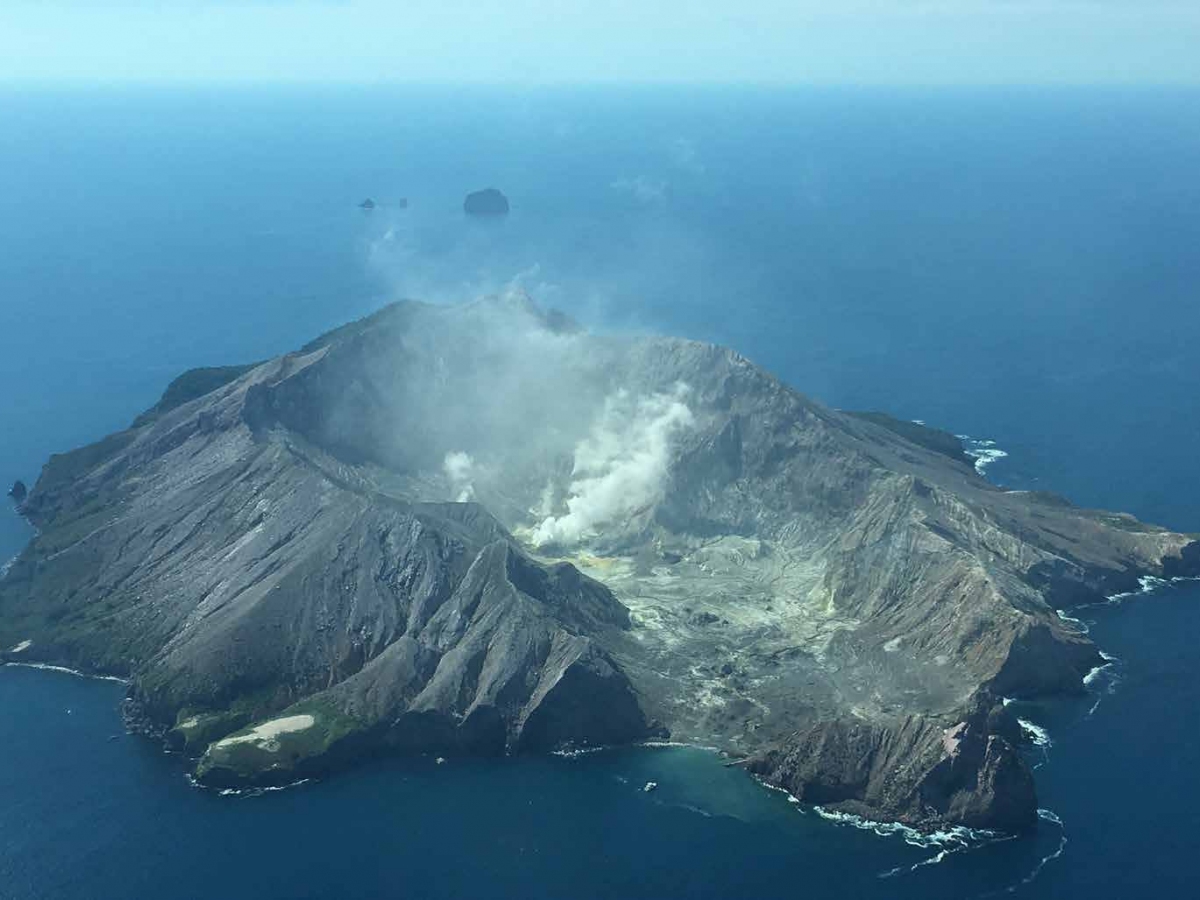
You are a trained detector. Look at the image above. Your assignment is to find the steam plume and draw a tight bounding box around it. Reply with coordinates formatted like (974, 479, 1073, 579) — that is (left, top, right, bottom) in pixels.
(443, 451, 476, 502)
(532, 383, 694, 547)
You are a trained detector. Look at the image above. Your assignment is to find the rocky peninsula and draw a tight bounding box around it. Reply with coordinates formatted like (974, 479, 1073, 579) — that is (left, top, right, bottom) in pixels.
(2, 295, 1196, 831)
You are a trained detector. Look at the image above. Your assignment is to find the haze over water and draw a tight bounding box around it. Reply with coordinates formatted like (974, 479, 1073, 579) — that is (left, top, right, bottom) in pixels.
(2, 85, 1199, 898)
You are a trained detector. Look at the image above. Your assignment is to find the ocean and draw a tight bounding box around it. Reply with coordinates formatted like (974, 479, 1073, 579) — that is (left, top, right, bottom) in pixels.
(1, 85, 1198, 898)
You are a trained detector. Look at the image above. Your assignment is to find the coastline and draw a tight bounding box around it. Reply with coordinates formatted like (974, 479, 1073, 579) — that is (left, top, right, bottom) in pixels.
(3, 661, 129, 685)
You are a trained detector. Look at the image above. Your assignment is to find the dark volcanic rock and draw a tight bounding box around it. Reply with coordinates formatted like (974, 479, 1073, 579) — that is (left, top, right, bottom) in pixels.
(845, 411, 972, 467)
(464, 188, 509, 216)
(1, 295, 1194, 828)
(748, 695, 1036, 831)
(7, 480, 26, 505)
(1164, 539, 1200, 579)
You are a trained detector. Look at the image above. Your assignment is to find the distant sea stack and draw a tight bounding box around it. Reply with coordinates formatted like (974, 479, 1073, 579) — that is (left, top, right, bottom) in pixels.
(359, 199, 376, 210)
(464, 188, 509, 216)
(8, 480, 26, 505)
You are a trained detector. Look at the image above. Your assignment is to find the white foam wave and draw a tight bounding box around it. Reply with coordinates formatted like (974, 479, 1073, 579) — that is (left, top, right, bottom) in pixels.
(958, 435, 1009, 477)
(751, 777, 807, 812)
(187, 775, 311, 797)
(817, 806, 1022, 880)
(1083, 652, 1118, 687)
(3, 661, 128, 684)
(1017, 718, 1052, 748)
(879, 831, 1020, 881)
(1015, 810, 1068, 889)
(552, 738, 721, 760)
(637, 739, 721, 752)
(1084, 650, 1122, 717)
(1105, 574, 1170, 603)
(1062, 572, 1195, 616)
(813, 806, 999, 850)
(1055, 608, 1090, 635)
(1037, 808, 1063, 826)
(551, 746, 607, 759)
(973, 809, 1067, 897)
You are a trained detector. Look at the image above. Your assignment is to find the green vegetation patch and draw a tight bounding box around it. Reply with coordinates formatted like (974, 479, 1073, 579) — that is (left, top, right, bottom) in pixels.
(194, 698, 364, 785)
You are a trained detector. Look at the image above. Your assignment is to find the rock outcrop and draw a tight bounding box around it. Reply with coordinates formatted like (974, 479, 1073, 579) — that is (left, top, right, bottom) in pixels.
(7, 480, 26, 505)
(463, 188, 509, 216)
(2, 295, 1195, 828)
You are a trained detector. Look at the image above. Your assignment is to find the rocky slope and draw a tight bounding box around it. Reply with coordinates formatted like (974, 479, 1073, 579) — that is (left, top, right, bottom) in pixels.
(3, 295, 1196, 829)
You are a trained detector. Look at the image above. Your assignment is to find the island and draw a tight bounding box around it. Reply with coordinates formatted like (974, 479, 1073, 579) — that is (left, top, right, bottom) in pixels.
(359, 199, 376, 210)
(463, 188, 509, 216)
(2, 294, 1196, 832)
(7, 480, 26, 505)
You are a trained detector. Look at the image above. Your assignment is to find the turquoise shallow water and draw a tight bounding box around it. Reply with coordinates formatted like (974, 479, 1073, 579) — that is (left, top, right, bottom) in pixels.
(1, 85, 1199, 898)
(0, 668, 1067, 900)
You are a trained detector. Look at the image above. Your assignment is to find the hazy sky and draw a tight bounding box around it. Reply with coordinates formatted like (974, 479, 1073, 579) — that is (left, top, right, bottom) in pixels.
(3, 1, 1199, 86)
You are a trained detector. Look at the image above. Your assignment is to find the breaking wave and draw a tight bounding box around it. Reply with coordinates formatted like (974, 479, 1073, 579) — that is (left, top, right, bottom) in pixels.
(879, 831, 1019, 879)
(1017, 717, 1053, 769)
(1017, 718, 1053, 748)
(973, 809, 1068, 898)
(1105, 575, 1172, 604)
(551, 746, 608, 759)
(3, 661, 129, 685)
(186, 775, 311, 797)
(1084, 651, 1122, 717)
(957, 435, 1009, 477)
(1013, 810, 1068, 891)
(1055, 607, 1090, 635)
(1092, 574, 1199, 610)
(1083, 650, 1119, 688)
(812, 806, 1001, 852)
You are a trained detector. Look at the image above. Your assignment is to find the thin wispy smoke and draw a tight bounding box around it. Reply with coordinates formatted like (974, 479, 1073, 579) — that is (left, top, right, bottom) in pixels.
(443, 450, 476, 501)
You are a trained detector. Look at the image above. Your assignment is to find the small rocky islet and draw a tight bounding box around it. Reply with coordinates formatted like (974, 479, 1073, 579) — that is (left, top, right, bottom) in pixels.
(463, 188, 510, 216)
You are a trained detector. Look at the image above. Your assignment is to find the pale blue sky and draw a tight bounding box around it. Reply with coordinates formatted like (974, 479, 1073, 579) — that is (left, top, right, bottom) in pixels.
(2, 1, 1199, 85)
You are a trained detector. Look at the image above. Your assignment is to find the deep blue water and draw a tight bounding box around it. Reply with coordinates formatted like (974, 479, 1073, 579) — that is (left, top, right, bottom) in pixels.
(2, 85, 1199, 898)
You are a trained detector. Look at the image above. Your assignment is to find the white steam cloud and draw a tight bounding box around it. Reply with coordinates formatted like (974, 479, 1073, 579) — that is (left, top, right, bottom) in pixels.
(443, 450, 476, 502)
(532, 383, 694, 547)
